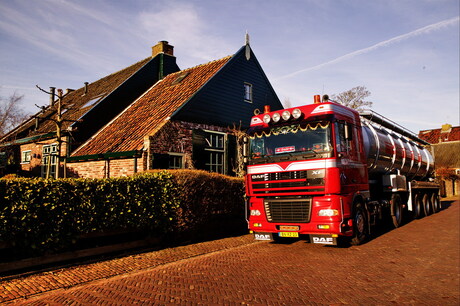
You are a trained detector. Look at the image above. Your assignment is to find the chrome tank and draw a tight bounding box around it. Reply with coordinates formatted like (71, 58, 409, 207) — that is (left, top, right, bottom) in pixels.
(361, 121, 434, 180)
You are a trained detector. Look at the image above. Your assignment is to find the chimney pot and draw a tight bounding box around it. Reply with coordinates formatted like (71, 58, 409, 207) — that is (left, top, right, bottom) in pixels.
(152, 41, 174, 57)
(83, 82, 89, 95)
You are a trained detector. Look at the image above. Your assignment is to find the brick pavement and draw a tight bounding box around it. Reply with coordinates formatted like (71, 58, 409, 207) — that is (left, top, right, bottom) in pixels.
(1, 235, 258, 304)
(2, 198, 459, 305)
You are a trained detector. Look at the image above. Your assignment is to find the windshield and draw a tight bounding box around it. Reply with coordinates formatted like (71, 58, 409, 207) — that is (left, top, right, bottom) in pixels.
(249, 122, 332, 161)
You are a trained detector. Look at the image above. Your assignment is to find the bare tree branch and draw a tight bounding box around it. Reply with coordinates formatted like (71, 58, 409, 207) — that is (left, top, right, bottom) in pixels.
(330, 86, 373, 111)
(0, 92, 29, 137)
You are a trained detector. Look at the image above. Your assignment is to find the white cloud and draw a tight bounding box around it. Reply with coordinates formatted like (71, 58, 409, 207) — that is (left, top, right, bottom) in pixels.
(138, 3, 232, 65)
(277, 16, 460, 80)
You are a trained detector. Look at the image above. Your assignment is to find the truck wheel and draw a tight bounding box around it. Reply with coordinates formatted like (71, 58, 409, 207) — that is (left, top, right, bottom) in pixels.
(391, 194, 403, 228)
(431, 193, 440, 213)
(351, 202, 368, 246)
(413, 193, 423, 219)
(422, 193, 432, 216)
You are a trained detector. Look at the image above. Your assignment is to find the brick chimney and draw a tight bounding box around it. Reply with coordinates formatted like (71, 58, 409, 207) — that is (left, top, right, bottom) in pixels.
(152, 41, 174, 57)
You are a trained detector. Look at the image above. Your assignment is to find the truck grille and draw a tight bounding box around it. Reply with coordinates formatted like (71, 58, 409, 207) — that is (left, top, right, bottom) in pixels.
(264, 198, 312, 223)
(251, 170, 324, 195)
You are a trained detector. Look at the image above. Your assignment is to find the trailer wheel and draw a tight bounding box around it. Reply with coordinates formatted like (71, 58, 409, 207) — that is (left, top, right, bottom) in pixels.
(413, 193, 423, 219)
(391, 194, 403, 228)
(422, 193, 432, 216)
(431, 193, 440, 213)
(351, 202, 368, 246)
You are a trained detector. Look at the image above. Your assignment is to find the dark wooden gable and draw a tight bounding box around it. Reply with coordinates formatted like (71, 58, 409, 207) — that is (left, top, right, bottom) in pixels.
(70, 54, 180, 147)
(171, 46, 282, 129)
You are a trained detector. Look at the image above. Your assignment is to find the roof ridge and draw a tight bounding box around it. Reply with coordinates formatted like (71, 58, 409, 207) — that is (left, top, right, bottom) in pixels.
(84, 57, 152, 87)
(170, 55, 232, 76)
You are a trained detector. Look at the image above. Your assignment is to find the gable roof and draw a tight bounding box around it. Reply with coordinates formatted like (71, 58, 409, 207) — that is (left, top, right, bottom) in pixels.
(171, 45, 283, 128)
(0, 57, 152, 144)
(71, 56, 232, 157)
(419, 125, 460, 144)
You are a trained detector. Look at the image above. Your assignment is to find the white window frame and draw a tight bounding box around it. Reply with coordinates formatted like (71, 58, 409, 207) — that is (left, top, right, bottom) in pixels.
(21, 150, 31, 164)
(244, 82, 253, 103)
(41, 143, 58, 178)
(204, 130, 226, 174)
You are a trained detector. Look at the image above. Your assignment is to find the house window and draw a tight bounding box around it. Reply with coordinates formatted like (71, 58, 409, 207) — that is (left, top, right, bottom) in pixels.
(171, 71, 189, 85)
(21, 150, 31, 163)
(205, 132, 225, 174)
(41, 144, 58, 178)
(168, 153, 184, 169)
(244, 83, 253, 103)
(192, 130, 227, 174)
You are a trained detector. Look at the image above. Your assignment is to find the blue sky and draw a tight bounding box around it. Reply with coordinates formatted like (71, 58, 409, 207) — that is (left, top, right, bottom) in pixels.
(0, 0, 458, 133)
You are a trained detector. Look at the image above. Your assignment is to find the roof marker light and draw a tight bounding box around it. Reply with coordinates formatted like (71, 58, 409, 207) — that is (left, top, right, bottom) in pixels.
(282, 110, 291, 121)
(292, 108, 302, 119)
(263, 114, 271, 124)
(272, 112, 281, 122)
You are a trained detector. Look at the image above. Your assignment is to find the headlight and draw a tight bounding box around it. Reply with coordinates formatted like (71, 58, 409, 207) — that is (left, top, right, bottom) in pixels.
(292, 108, 302, 119)
(282, 110, 291, 121)
(263, 114, 271, 124)
(318, 209, 339, 217)
(250, 209, 261, 216)
(272, 112, 281, 122)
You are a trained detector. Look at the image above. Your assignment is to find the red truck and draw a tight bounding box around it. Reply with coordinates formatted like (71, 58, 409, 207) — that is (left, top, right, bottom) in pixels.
(245, 95, 440, 245)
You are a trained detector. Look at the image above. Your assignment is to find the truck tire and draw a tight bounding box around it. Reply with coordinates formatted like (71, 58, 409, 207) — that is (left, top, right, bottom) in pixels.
(413, 193, 423, 219)
(431, 193, 440, 213)
(422, 193, 432, 216)
(391, 194, 403, 228)
(351, 202, 368, 246)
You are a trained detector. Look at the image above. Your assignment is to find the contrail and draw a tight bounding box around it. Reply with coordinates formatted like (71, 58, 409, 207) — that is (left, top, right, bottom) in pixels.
(277, 16, 460, 80)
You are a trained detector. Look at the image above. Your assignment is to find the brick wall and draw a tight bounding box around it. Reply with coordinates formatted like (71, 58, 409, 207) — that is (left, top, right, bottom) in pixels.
(148, 120, 229, 169)
(19, 138, 69, 177)
(66, 155, 145, 179)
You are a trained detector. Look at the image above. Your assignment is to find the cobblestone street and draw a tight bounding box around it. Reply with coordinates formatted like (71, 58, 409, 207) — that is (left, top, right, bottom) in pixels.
(2, 198, 459, 305)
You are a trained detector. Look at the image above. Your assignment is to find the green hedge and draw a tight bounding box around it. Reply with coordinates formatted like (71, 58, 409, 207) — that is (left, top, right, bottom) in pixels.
(167, 170, 245, 231)
(0, 170, 245, 257)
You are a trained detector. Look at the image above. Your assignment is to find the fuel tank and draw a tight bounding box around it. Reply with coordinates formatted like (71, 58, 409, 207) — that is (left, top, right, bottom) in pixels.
(361, 121, 434, 180)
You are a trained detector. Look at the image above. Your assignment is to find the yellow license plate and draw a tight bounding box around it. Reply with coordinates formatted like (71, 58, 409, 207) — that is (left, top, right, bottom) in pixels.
(279, 232, 299, 238)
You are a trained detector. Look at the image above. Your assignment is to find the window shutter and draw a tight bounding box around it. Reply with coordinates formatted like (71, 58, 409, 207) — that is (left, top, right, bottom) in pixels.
(152, 153, 169, 169)
(226, 134, 237, 176)
(192, 129, 207, 170)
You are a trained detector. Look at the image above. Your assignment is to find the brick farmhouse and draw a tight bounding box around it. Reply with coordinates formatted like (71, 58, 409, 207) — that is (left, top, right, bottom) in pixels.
(0, 41, 282, 178)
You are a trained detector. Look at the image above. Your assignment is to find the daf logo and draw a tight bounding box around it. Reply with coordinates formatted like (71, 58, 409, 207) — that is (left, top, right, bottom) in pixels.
(251, 174, 266, 180)
(312, 237, 334, 244)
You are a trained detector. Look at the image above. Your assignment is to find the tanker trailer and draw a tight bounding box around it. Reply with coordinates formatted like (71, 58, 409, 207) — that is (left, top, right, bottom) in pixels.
(360, 110, 440, 228)
(245, 96, 440, 245)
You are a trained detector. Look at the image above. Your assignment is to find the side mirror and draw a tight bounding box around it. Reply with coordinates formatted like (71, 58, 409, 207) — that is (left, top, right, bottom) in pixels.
(243, 136, 249, 164)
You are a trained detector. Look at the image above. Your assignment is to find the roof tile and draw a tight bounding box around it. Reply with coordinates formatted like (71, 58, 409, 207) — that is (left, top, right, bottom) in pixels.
(2, 57, 151, 142)
(72, 56, 231, 156)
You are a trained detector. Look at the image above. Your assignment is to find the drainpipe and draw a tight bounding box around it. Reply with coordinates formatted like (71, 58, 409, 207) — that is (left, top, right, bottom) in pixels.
(159, 53, 164, 80)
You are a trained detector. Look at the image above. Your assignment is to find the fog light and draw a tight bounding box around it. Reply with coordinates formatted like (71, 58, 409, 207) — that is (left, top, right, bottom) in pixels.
(318, 209, 339, 217)
(318, 224, 330, 229)
(253, 223, 262, 227)
(250, 209, 261, 216)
